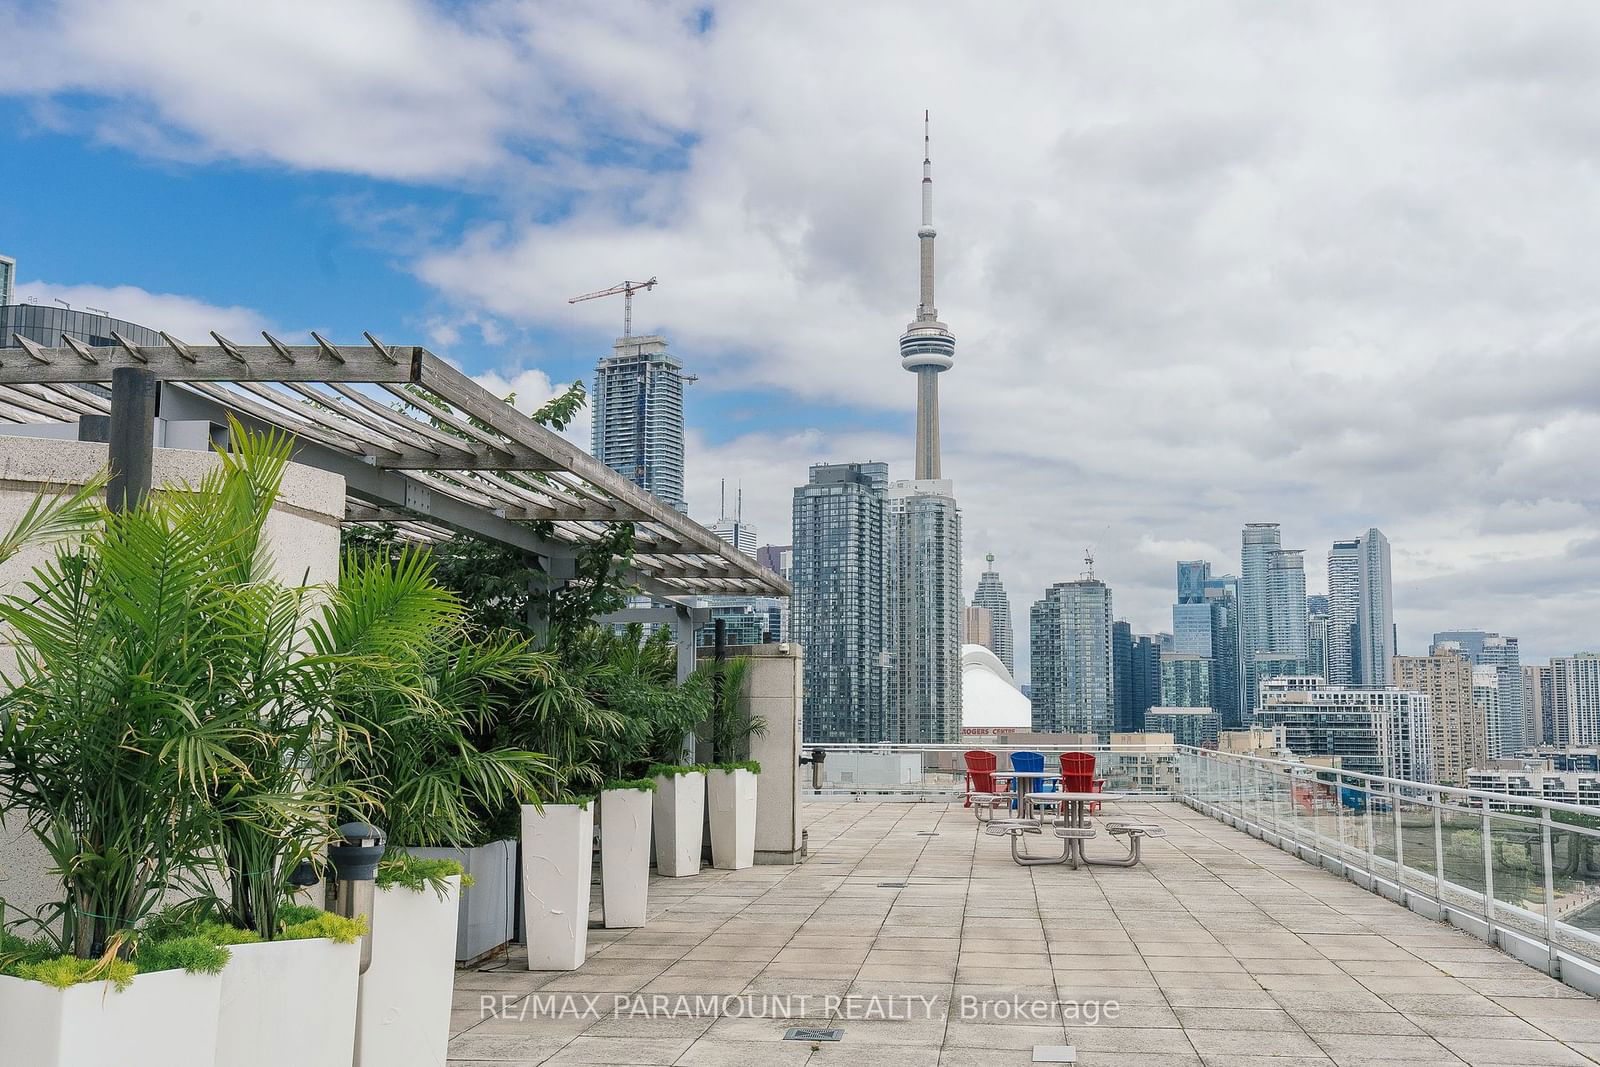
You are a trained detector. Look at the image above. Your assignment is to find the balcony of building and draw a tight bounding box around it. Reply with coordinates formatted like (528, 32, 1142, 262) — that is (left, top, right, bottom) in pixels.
(449, 747, 1600, 1066)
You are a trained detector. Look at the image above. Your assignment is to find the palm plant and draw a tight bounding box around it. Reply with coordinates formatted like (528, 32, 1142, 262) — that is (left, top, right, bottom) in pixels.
(558, 625, 702, 783)
(310, 549, 554, 846)
(0, 429, 342, 954)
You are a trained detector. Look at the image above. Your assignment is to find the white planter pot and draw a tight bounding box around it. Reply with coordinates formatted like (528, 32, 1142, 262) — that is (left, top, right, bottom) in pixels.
(0, 968, 221, 1067)
(600, 787, 652, 928)
(652, 770, 705, 877)
(521, 802, 594, 970)
(216, 937, 358, 1067)
(408, 841, 517, 963)
(357, 876, 460, 1067)
(707, 768, 759, 870)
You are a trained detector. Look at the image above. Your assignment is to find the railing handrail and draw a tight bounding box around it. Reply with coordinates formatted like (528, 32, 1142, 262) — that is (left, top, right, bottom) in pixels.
(808, 742, 1600, 819)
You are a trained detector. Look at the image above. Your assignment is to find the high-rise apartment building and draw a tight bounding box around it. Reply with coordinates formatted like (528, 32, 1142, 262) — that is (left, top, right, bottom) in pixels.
(1522, 663, 1555, 747)
(591, 335, 688, 512)
(1356, 529, 1396, 685)
(1550, 652, 1600, 747)
(707, 483, 757, 557)
(1327, 539, 1361, 685)
(792, 462, 889, 742)
(1031, 577, 1114, 738)
(1433, 631, 1523, 757)
(1328, 529, 1396, 686)
(972, 554, 1016, 674)
(1393, 651, 1488, 786)
(964, 604, 993, 648)
(0, 254, 14, 307)
(1306, 610, 1329, 680)
(1161, 652, 1211, 708)
(886, 478, 962, 743)
(1257, 677, 1433, 781)
(1240, 524, 1309, 712)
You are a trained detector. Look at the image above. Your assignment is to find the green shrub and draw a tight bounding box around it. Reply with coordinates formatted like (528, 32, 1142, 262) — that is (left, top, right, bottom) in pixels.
(277, 910, 367, 945)
(376, 853, 474, 897)
(647, 763, 706, 779)
(136, 935, 230, 977)
(602, 778, 657, 792)
(707, 760, 762, 774)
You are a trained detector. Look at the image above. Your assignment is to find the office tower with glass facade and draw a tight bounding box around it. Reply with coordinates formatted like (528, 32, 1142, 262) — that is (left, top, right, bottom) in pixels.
(886, 478, 962, 744)
(1113, 621, 1134, 731)
(972, 553, 1015, 674)
(1257, 677, 1433, 781)
(1206, 577, 1244, 728)
(1130, 633, 1163, 732)
(0, 254, 14, 307)
(1356, 529, 1396, 685)
(591, 335, 688, 512)
(1241, 524, 1309, 712)
(792, 462, 889, 742)
(1550, 652, 1600, 747)
(1030, 577, 1114, 738)
(1160, 652, 1212, 708)
(1432, 630, 1523, 757)
(755, 544, 792, 640)
(1393, 651, 1489, 786)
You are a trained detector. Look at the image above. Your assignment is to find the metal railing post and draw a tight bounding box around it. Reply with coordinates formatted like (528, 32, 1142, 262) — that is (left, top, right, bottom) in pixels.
(1481, 810, 1497, 945)
(1364, 781, 1376, 881)
(1433, 799, 1445, 904)
(1393, 785, 1406, 888)
(1541, 809, 1560, 978)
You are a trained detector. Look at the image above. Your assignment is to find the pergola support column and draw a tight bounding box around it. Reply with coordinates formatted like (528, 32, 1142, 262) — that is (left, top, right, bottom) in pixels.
(107, 367, 157, 512)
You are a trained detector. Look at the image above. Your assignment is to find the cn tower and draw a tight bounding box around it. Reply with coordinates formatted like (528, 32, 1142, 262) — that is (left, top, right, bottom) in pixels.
(900, 110, 956, 480)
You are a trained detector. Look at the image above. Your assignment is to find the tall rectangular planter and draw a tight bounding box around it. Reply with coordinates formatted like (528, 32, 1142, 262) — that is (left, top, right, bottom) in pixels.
(357, 876, 461, 1067)
(0, 968, 221, 1067)
(652, 770, 705, 877)
(521, 802, 594, 970)
(409, 840, 517, 963)
(707, 768, 759, 870)
(216, 937, 359, 1067)
(600, 787, 652, 928)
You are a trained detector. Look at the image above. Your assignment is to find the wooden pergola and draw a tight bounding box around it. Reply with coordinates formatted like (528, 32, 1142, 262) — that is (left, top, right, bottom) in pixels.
(0, 331, 788, 613)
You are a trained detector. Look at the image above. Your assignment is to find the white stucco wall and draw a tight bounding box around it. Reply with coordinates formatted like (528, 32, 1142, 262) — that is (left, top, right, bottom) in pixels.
(0, 438, 344, 930)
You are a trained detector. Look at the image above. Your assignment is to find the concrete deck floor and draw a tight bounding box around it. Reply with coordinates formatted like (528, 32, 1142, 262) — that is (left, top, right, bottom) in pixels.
(449, 800, 1600, 1066)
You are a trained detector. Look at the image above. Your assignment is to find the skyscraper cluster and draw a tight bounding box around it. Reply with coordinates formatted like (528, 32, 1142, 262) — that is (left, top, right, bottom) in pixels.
(792, 117, 962, 745)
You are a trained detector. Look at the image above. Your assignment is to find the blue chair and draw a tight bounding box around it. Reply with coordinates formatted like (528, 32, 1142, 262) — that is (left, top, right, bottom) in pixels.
(1009, 751, 1058, 810)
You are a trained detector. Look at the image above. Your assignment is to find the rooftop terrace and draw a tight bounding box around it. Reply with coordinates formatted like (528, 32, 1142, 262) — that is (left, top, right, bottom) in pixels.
(449, 800, 1600, 1066)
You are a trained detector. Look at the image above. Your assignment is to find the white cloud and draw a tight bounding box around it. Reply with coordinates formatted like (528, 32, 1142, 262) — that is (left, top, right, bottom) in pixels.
(13, 282, 270, 342)
(471, 365, 590, 450)
(9, 1, 1600, 670)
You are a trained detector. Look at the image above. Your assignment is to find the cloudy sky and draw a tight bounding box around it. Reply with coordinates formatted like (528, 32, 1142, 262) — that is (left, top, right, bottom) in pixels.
(4, 1, 1598, 676)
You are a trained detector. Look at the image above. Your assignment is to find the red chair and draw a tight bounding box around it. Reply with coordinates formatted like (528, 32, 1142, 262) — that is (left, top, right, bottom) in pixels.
(963, 750, 1009, 817)
(1058, 752, 1106, 814)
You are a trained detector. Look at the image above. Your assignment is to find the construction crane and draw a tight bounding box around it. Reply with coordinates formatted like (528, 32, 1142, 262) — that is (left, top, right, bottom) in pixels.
(568, 277, 658, 339)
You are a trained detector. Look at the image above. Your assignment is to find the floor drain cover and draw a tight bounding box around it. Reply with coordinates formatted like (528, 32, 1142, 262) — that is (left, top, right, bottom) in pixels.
(785, 1027, 843, 1042)
(916, 831, 940, 836)
(877, 881, 907, 887)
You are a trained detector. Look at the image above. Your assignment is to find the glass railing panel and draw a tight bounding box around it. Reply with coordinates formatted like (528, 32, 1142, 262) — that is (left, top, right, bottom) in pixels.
(1397, 790, 1438, 893)
(1550, 818, 1600, 957)
(1369, 783, 1398, 878)
(1439, 803, 1487, 898)
(1489, 811, 1545, 924)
